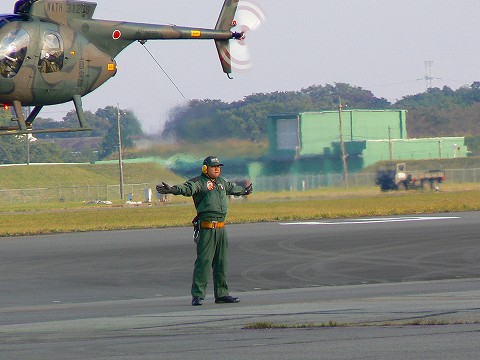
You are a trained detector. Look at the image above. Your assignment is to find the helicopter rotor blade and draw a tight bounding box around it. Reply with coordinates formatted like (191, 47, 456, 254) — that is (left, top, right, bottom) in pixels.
(235, 1, 266, 33)
(229, 31, 251, 71)
(228, 0, 266, 71)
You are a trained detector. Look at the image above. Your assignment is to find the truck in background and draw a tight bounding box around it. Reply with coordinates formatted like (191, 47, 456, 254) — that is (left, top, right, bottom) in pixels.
(375, 163, 446, 191)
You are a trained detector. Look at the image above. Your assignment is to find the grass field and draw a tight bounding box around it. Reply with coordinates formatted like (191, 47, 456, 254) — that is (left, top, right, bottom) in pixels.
(1, 161, 480, 237)
(0, 162, 184, 189)
(1, 184, 480, 237)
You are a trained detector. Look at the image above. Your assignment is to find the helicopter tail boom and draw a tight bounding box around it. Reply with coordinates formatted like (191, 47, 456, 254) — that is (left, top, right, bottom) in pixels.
(119, 0, 239, 76)
(115, 24, 233, 42)
(94, 0, 240, 75)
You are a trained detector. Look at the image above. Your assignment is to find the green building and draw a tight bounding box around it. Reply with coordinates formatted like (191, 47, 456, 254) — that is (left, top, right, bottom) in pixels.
(251, 110, 467, 178)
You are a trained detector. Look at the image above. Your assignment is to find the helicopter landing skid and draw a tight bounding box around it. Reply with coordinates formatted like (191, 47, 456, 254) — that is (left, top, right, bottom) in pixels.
(1, 96, 91, 135)
(0, 127, 92, 136)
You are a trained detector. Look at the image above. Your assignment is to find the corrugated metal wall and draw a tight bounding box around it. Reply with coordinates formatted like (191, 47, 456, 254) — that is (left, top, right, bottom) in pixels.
(297, 110, 407, 156)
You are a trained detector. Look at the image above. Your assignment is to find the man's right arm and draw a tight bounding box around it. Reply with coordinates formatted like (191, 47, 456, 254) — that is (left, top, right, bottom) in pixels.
(156, 178, 200, 197)
(156, 182, 180, 195)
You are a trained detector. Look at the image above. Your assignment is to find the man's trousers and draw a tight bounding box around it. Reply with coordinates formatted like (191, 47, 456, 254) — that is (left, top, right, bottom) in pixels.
(191, 227, 229, 299)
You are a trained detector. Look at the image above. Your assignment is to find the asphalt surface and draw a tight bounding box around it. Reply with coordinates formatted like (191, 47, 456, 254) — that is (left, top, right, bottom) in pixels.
(1, 212, 480, 359)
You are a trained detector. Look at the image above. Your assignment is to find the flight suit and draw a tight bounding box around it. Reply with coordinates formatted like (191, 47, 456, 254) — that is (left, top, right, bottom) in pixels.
(173, 173, 245, 300)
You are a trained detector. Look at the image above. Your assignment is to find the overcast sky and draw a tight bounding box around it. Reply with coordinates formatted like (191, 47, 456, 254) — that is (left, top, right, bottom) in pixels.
(2, 0, 480, 133)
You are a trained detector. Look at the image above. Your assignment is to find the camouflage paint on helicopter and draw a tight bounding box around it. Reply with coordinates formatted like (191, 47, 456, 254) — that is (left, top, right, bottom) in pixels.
(0, 0, 242, 134)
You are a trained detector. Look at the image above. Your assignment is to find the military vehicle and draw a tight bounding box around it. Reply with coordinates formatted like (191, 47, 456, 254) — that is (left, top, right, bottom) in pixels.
(375, 162, 446, 191)
(0, 0, 264, 134)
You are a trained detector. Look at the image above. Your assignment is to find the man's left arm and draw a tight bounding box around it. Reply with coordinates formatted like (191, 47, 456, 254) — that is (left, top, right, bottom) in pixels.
(226, 181, 253, 196)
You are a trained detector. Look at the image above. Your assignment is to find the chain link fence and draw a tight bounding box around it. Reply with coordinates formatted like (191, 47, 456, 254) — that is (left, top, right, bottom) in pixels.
(0, 183, 151, 205)
(255, 168, 480, 192)
(2, 168, 480, 204)
(255, 173, 376, 192)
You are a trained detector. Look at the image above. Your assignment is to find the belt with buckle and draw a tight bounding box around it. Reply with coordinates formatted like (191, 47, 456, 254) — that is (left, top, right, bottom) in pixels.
(200, 221, 225, 229)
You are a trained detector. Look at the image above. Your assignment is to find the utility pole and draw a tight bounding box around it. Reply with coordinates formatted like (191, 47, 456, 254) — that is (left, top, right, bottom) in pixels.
(117, 105, 124, 200)
(25, 133, 30, 165)
(24, 106, 31, 165)
(338, 98, 348, 189)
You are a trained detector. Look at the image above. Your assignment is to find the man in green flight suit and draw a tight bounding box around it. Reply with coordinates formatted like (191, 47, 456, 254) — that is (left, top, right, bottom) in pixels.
(156, 156, 253, 306)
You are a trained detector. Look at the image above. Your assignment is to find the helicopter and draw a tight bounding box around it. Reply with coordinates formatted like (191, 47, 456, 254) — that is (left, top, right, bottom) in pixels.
(0, 0, 264, 135)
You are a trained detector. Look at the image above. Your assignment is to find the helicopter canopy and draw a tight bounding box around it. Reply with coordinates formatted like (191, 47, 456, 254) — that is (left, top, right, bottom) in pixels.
(0, 27, 29, 78)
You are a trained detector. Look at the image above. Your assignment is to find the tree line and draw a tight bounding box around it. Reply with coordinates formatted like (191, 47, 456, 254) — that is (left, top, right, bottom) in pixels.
(2, 82, 480, 165)
(162, 82, 480, 143)
(0, 106, 143, 164)
(162, 83, 391, 143)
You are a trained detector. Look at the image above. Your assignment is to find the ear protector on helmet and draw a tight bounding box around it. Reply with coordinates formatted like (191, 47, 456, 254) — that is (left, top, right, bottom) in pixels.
(202, 164, 208, 174)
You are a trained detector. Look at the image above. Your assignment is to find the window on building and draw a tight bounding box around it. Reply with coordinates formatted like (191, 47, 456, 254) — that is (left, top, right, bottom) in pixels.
(276, 118, 299, 150)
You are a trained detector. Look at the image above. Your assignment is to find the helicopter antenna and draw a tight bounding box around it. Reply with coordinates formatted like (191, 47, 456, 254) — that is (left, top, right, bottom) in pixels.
(139, 41, 187, 100)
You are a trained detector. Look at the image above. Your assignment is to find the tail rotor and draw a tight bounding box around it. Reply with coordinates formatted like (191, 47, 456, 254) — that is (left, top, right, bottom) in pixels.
(216, 0, 265, 76)
(229, 0, 266, 71)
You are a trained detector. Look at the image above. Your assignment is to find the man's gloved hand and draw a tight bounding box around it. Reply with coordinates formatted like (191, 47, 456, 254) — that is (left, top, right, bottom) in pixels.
(243, 183, 253, 196)
(156, 182, 178, 194)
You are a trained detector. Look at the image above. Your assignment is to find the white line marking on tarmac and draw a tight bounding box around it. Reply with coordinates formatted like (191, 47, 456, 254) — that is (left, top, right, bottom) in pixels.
(280, 216, 460, 226)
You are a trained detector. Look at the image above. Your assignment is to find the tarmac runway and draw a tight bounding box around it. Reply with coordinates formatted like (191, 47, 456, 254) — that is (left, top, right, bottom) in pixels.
(1, 212, 480, 359)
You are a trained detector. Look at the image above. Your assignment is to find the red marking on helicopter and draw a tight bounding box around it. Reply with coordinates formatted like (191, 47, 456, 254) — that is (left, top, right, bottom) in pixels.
(112, 30, 122, 40)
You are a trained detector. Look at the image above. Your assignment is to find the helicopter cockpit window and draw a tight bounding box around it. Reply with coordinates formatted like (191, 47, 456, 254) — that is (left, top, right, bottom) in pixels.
(0, 28, 29, 78)
(38, 32, 64, 73)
